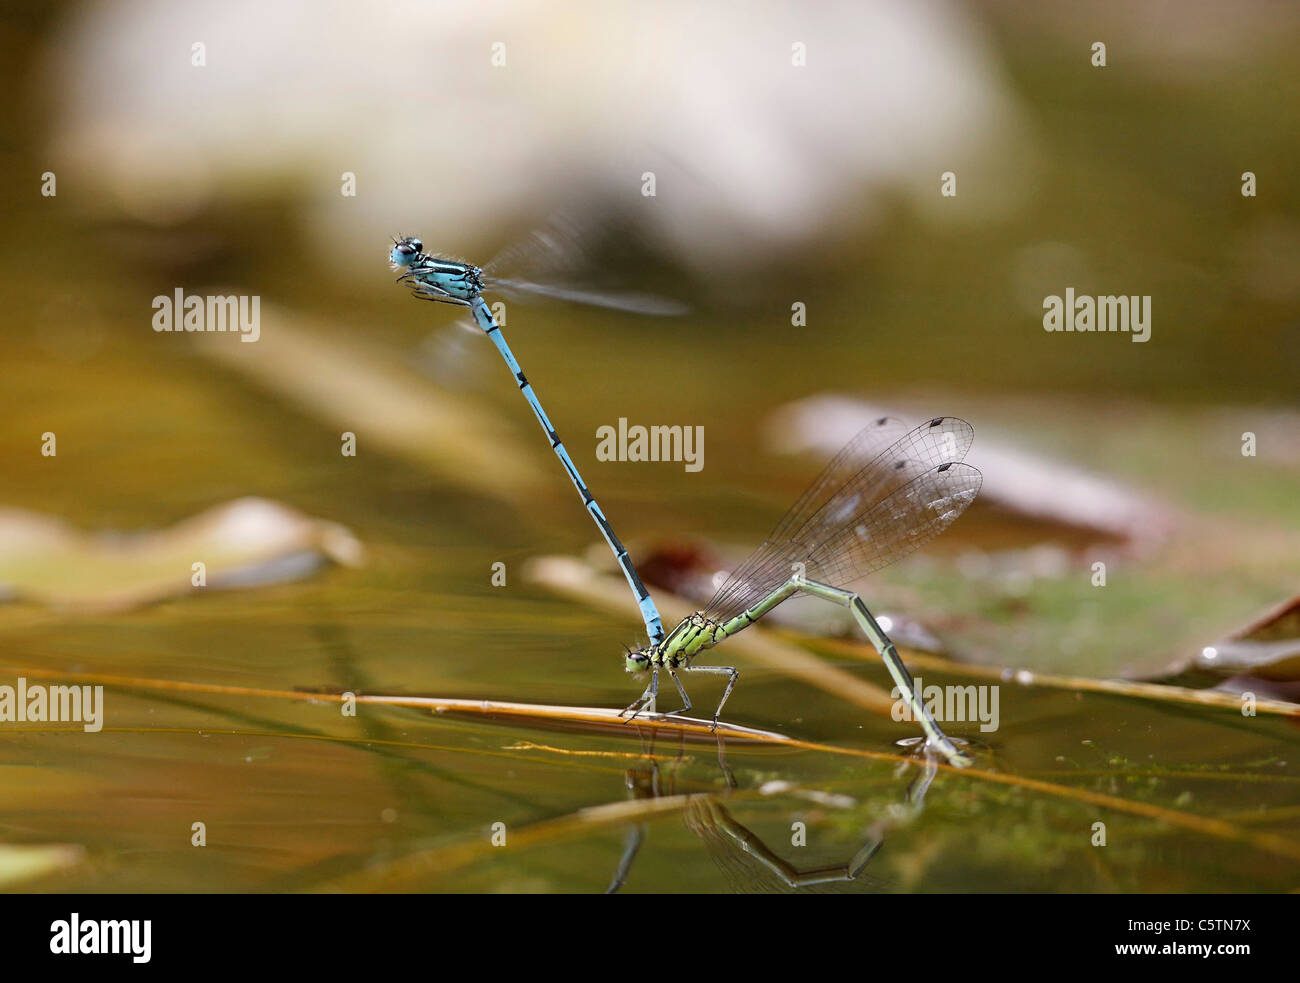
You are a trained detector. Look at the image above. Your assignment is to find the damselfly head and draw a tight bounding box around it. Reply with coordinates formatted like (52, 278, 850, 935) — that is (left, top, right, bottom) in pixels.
(389, 235, 423, 269)
(624, 648, 652, 674)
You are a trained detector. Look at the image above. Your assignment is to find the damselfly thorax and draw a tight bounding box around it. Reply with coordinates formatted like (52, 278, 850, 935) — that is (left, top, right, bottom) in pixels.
(649, 613, 730, 668)
(393, 245, 484, 304)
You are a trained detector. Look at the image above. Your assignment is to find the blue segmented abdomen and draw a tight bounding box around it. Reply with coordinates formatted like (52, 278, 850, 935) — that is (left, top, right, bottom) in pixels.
(464, 294, 666, 644)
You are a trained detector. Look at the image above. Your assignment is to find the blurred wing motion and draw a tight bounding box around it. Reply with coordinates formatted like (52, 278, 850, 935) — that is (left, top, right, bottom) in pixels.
(485, 277, 688, 316)
(482, 212, 686, 316)
(704, 417, 980, 624)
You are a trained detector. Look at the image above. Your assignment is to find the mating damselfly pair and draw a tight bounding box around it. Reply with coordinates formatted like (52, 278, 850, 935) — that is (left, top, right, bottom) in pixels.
(389, 235, 981, 766)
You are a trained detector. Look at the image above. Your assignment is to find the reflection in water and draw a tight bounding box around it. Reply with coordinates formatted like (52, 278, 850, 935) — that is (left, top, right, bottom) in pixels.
(605, 736, 939, 894)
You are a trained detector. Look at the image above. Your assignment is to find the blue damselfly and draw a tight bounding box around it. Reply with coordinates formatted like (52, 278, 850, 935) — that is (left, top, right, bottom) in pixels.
(389, 233, 680, 644)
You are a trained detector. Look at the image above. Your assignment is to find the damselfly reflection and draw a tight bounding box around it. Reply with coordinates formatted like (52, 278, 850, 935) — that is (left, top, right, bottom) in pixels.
(604, 738, 940, 894)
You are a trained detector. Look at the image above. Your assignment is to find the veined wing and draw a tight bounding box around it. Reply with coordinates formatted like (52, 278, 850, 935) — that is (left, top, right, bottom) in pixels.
(703, 418, 974, 624)
(804, 462, 982, 588)
(769, 416, 913, 543)
(787, 416, 973, 551)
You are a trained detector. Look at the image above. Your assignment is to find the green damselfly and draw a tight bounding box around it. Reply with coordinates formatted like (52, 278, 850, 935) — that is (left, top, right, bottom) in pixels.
(619, 415, 982, 767)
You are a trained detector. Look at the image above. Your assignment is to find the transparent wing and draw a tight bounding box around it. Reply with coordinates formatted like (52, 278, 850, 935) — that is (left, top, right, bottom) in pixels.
(789, 416, 973, 552)
(481, 213, 685, 316)
(481, 213, 598, 283)
(485, 277, 688, 316)
(704, 418, 976, 623)
(804, 462, 982, 588)
(769, 416, 913, 543)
